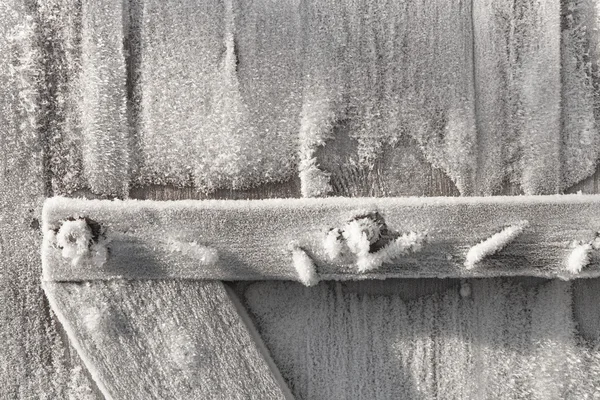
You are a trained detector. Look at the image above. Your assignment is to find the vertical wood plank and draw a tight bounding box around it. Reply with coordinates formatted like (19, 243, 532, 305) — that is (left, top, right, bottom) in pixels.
(0, 2, 89, 397)
(561, 0, 600, 190)
(38, 0, 86, 195)
(473, 0, 562, 195)
(80, 0, 129, 197)
(306, 0, 475, 197)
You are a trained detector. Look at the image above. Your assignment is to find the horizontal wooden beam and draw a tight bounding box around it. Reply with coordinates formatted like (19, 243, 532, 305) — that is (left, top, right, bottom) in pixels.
(42, 195, 600, 282)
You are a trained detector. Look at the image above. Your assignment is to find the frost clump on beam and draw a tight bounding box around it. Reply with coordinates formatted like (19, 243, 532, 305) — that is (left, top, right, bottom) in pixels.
(323, 228, 345, 260)
(464, 221, 528, 269)
(355, 232, 426, 273)
(567, 243, 593, 275)
(290, 244, 319, 287)
(343, 216, 383, 258)
(53, 218, 108, 268)
(566, 235, 600, 274)
(324, 211, 426, 272)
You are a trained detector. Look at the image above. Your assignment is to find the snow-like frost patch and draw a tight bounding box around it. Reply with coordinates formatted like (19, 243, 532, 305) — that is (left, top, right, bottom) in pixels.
(356, 232, 426, 273)
(465, 221, 528, 269)
(55, 218, 108, 268)
(168, 240, 219, 265)
(290, 245, 319, 287)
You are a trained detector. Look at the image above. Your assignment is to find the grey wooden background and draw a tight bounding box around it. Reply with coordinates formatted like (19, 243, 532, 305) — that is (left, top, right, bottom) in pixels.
(3, 0, 600, 397)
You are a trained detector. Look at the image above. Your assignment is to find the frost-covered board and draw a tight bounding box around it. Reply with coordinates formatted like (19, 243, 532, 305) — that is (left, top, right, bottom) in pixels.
(244, 279, 600, 399)
(37, 0, 600, 200)
(42, 280, 293, 400)
(42, 195, 600, 283)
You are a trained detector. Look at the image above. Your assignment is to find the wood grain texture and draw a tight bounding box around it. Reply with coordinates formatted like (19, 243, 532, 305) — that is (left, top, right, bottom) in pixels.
(0, 2, 101, 397)
(44, 280, 293, 400)
(129, 178, 300, 200)
(43, 195, 600, 282)
(316, 133, 461, 198)
(31, 0, 600, 393)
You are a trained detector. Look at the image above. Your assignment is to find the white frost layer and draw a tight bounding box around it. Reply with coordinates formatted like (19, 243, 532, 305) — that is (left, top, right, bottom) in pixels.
(298, 0, 478, 194)
(560, 0, 600, 189)
(291, 247, 319, 287)
(44, 280, 292, 399)
(42, 0, 600, 197)
(465, 221, 528, 269)
(567, 243, 592, 274)
(54, 219, 107, 268)
(517, 0, 562, 195)
(137, 0, 299, 193)
(168, 241, 219, 265)
(0, 2, 87, 396)
(43, 195, 600, 281)
(80, 0, 129, 197)
(38, 0, 87, 195)
(244, 279, 596, 400)
(356, 232, 426, 273)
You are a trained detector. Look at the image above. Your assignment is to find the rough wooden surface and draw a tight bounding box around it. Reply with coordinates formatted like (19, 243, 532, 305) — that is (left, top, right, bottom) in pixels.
(6, 0, 600, 395)
(125, 155, 600, 344)
(43, 195, 600, 281)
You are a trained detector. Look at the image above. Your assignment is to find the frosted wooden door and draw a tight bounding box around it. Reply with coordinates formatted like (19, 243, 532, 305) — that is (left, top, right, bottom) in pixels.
(3, 0, 600, 398)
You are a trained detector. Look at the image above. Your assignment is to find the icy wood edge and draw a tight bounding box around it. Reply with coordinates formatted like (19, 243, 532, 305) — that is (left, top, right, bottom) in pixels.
(43, 281, 295, 399)
(41, 282, 116, 400)
(41, 194, 600, 283)
(224, 285, 296, 400)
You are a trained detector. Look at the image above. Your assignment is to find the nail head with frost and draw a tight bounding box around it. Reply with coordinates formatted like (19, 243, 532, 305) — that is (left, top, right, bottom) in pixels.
(342, 213, 384, 257)
(55, 217, 108, 268)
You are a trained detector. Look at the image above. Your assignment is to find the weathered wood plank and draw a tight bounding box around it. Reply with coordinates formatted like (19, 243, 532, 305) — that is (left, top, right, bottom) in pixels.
(0, 2, 99, 398)
(79, 0, 129, 197)
(43, 195, 600, 282)
(43, 279, 293, 400)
